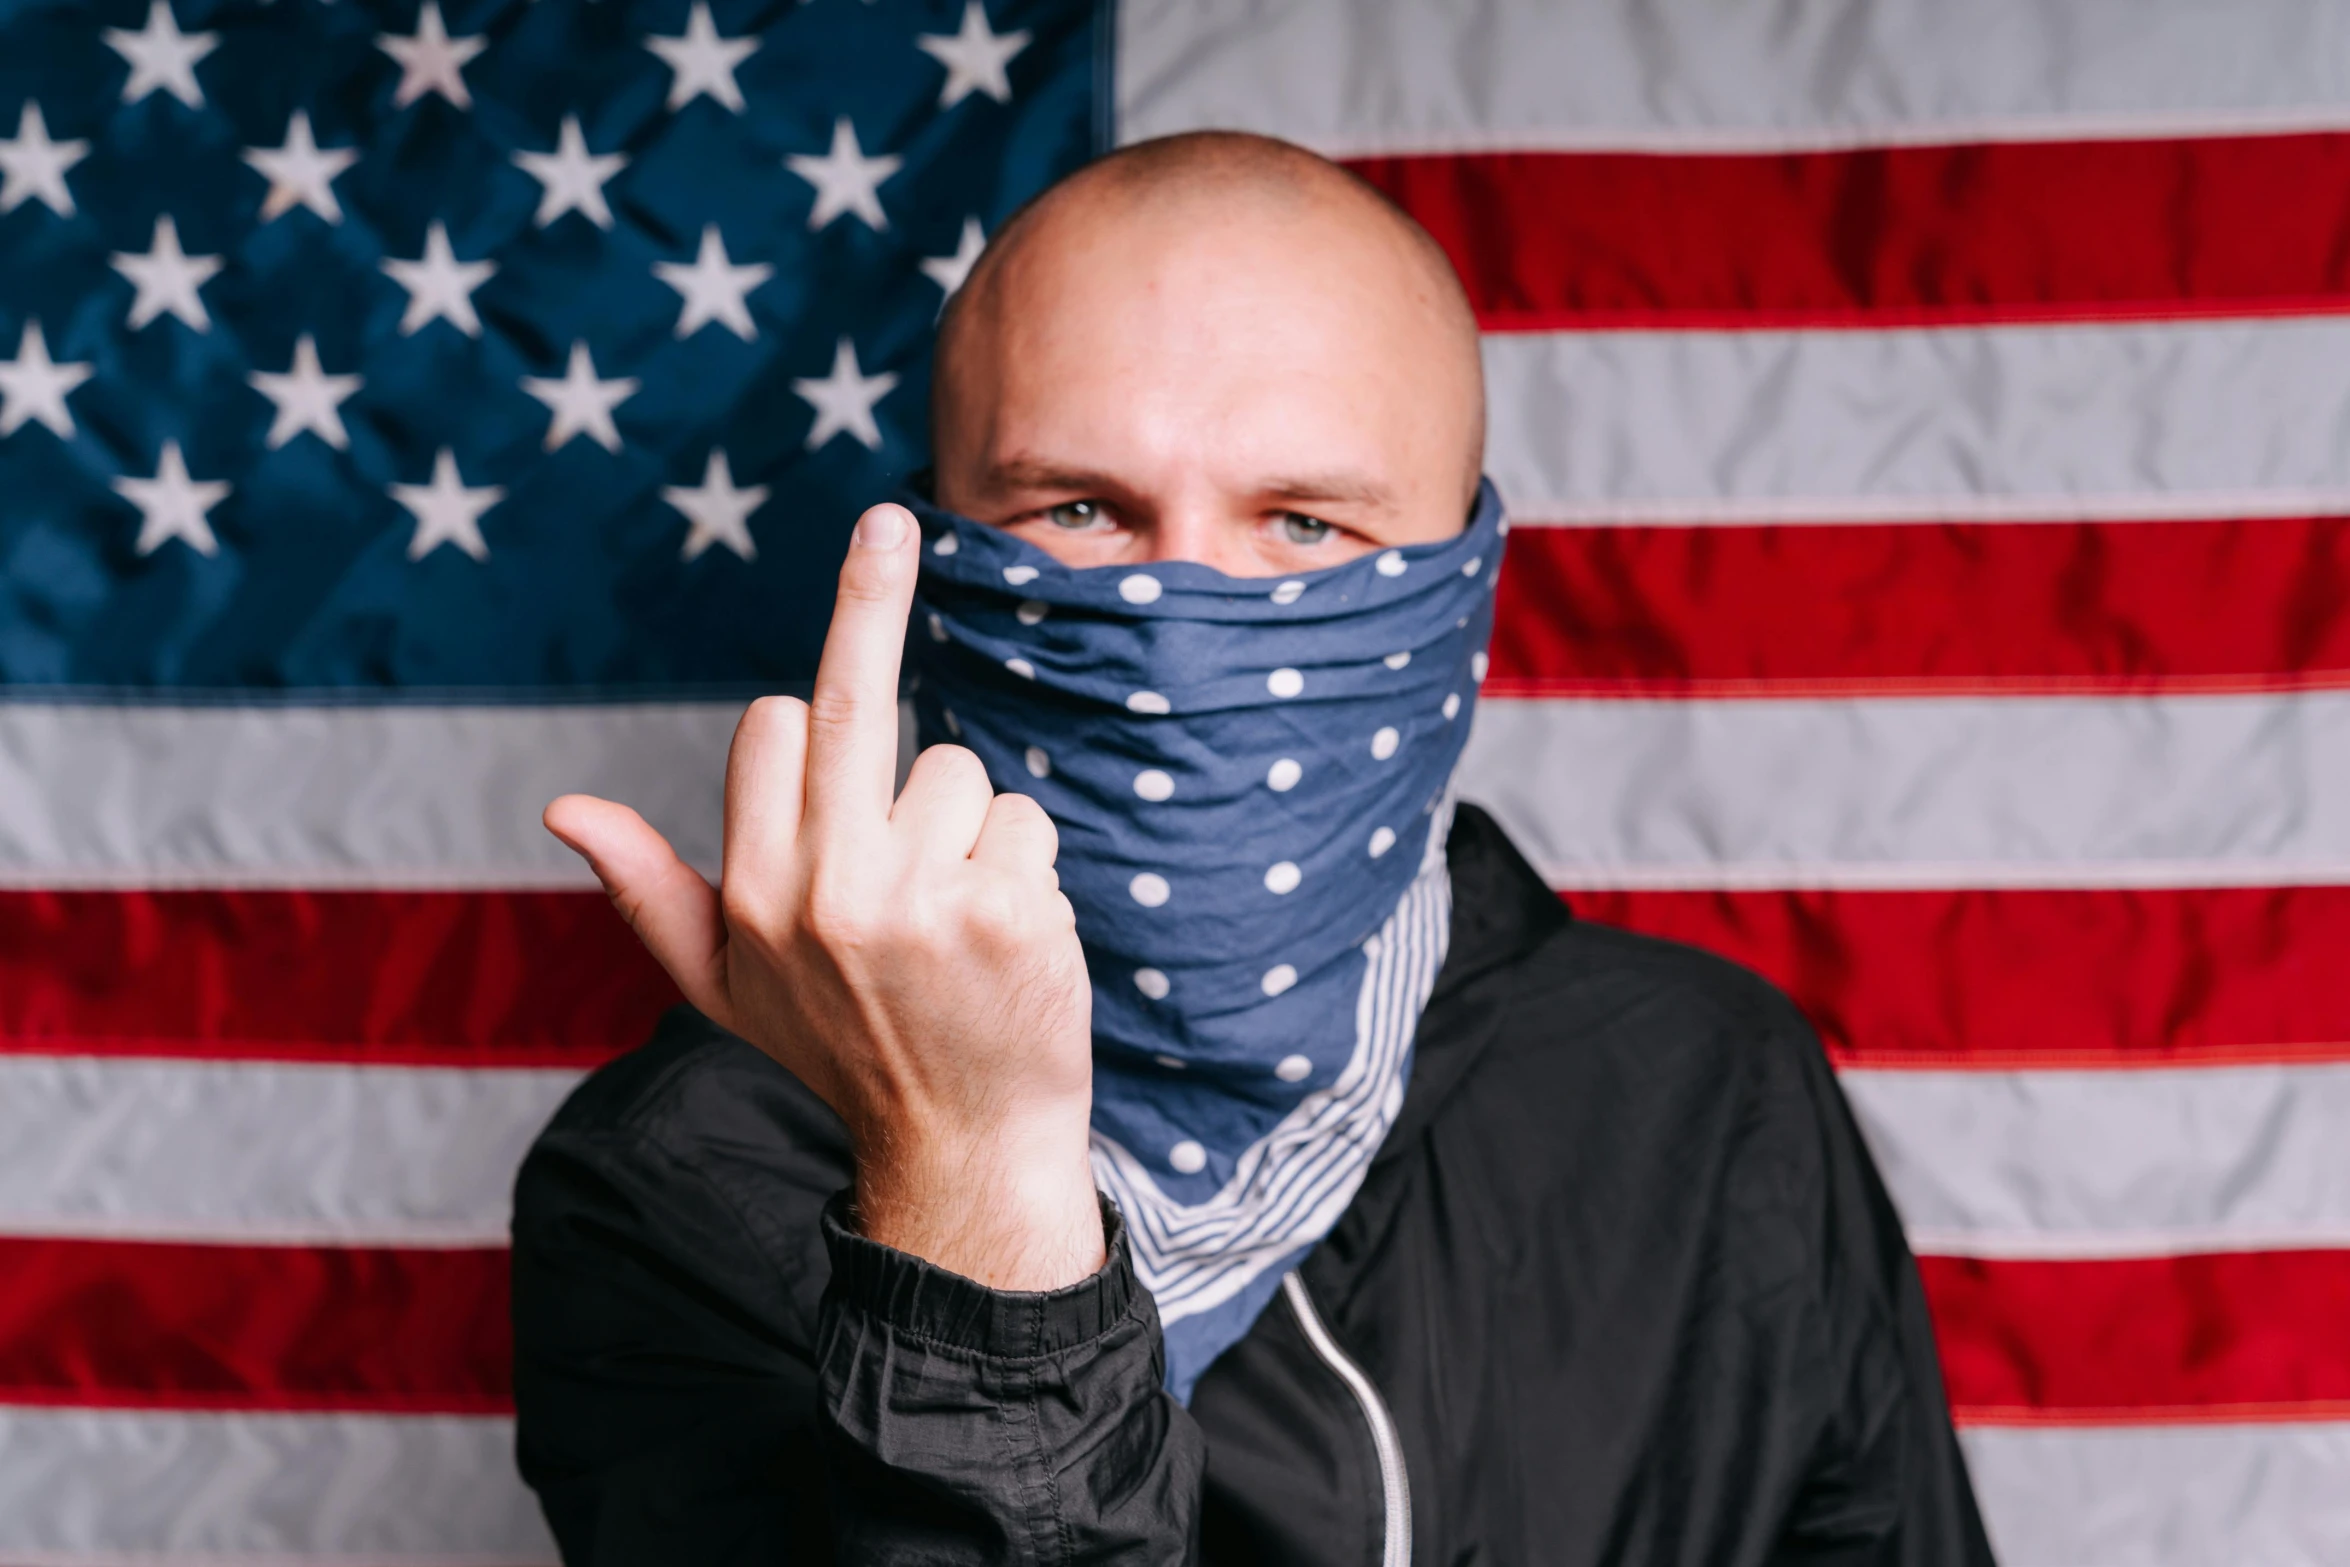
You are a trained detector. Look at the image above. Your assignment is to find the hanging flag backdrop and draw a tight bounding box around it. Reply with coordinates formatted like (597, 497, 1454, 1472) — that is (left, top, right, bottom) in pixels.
(3, 0, 2346, 1562)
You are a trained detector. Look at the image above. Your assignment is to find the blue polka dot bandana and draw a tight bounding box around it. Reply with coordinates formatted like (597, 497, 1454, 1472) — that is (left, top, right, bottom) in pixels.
(906, 480, 1507, 1398)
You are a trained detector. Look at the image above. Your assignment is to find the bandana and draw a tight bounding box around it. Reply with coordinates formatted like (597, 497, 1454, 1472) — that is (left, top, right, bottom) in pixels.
(906, 480, 1506, 1398)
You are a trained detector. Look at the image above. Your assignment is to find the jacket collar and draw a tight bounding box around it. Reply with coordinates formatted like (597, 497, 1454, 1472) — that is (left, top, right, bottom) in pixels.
(1377, 802, 1571, 1163)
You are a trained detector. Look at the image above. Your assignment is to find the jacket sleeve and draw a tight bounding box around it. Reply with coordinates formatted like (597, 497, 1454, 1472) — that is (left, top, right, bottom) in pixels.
(1773, 1009, 2000, 1567)
(815, 1193, 1208, 1566)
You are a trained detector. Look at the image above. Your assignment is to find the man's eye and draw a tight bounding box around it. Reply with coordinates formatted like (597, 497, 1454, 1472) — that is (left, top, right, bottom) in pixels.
(1046, 500, 1103, 530)
(1280, 512, 1333, 545)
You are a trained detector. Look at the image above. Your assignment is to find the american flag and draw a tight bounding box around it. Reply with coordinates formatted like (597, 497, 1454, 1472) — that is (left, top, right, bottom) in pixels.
(3, 0, 2345, 1561)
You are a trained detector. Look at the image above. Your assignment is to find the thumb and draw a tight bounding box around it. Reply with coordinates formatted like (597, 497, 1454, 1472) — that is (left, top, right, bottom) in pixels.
(545, 794, 730, 1026)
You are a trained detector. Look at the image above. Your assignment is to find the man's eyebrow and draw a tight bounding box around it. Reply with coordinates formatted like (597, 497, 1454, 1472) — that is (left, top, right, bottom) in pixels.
(981, 458, 1128, 495)
(1259, 474, 1396, 510)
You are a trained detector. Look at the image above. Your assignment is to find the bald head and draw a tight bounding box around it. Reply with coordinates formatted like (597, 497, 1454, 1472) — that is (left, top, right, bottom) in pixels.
(930, 132, 1485, 577)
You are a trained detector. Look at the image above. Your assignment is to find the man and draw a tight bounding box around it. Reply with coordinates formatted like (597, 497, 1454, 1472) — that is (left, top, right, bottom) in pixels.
(514, 132, 1994, 1565)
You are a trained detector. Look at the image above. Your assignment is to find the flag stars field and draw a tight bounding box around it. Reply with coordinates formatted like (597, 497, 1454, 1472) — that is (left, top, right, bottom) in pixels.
(644, 1, 758, 114)
(112, 215, 221, 332)
(793, 337, 897, 451)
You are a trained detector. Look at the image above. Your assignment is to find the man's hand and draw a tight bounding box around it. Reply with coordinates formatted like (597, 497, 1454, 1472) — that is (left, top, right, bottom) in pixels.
(545, 503, 1104, 1290)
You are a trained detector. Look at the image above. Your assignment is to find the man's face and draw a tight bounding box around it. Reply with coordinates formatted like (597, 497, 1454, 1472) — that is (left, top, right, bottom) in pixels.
(930, 184, 1484, 579)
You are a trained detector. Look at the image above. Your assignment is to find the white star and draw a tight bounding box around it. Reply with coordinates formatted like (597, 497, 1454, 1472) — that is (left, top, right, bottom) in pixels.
(104, 0, 218, 110)
(522, 341, 637, 452)
(0, 320, 93, 440)
(915, 2, 1028, 108)
(112, 214, 222, 332)
(379, 1, 487, 111)
(645, 2, 758, 113)
(786, 117, 899, 231)
(513, 114, 626, 229)
(114, 440, 229, 556)
(920, 215, 987, 305)
(792, 336, 896, 452)
(382, 221, 496, 336)
(0, 103, 88, 217)
(244, 110, 359, 225)
(390, 448, 501, 561)
(653, 224, 771, 340)
(249, 334, 362, 450)
(663, 448, 766, 562)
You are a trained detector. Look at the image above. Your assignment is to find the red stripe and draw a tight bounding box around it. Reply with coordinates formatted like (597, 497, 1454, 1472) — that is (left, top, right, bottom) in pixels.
(0, 889, 677, 1065)
(1925, 1251, 2350, 1426)
(1568, 886, 2350, 1068)
(0, 1237, 510, 1414)
(1347, 135, 2350, 330)
(8, 1236, 2341, 1426)
(1487, 516, 2350, 698)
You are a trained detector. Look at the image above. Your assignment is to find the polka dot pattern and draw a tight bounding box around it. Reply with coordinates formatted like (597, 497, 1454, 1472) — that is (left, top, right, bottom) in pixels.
(902, 478, 1507, 1391)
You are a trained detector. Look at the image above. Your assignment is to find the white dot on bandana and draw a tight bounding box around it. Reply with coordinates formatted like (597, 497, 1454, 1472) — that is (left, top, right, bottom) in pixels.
(1463, 555, 1483, 577)
(1264, 861, 1301, 894)
(1134, 769, 1175, 801)
(943, 708, 962, 738)
(1275, 1054, 1312, 1082)
(1371, 726, 1400, 760)
(1127, 690, 1171, 715)
(1016, 599, 1048, 626)
(1442, 693, 1461, 720)
(1368, 826, 1396, 857)
(1267, 667, 1304, 698)
(1024, 746, 1050, 778)
(1472, 651, 1490, 682)
(1005, 657, 1035, 679)
(1375, 550, 1406, 577)
(1155, 1054, 1185, 1070)
(1130, 872, 1171, 906)
(1261, 963, 1299, 996)
(1267, 758, 1302, 792)
(1169, 1139, 1207, 1174)
(1497, 518, 1511, 536)
(1119, 573, 1163, 605)
(1135, 967, 1171, 1000)
(927, 612, 948, 643)
(1383, 651, 1411, 670)
(932, 533, 959, 556)
(1002, 564, 1039, 585)
(1271, 579, 1305, 605)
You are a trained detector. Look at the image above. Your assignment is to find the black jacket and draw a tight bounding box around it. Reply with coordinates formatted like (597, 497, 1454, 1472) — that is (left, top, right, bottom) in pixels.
(511, 804, 1995, 1566)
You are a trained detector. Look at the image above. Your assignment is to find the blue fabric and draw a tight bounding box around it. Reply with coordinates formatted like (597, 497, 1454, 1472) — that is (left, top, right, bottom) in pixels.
(906, 479, 1506, 1395)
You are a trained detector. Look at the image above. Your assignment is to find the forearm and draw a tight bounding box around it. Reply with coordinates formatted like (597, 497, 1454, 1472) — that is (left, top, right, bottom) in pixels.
(816, 1193, 1206, 1565)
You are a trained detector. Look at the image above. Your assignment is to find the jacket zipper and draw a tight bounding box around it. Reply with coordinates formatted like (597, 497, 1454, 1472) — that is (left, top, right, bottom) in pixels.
(1282, 1271, 1412, 1567)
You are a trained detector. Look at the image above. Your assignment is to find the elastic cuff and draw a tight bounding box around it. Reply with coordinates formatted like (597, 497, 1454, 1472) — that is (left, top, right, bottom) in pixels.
(820, 1190, 1141, 1359)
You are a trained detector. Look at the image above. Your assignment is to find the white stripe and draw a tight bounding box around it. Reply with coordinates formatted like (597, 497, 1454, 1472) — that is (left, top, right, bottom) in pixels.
(0, 700, 742, 888)
(1961, 1421, 2350, 1567)
(1458, 692, 2350, 889)
(0, 1056, 581, 1246)
(0, 1407, 553, 1564)
(1117, 0, 2350, 155)
(1480, 319, 2350, 527)
(1840, 1064, 2350, 1258)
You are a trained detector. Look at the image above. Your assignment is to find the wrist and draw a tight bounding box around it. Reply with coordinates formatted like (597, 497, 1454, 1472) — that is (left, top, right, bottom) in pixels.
(853, 1113, 1105, 1290)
